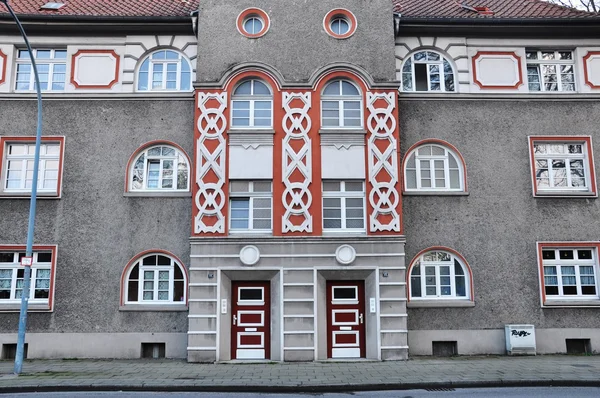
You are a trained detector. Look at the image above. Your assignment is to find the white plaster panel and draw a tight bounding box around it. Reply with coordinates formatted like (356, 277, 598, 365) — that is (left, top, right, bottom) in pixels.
(172, 36, 198, 51)
(157, 35, 174, 47)
(123, 57, 138, 70)
(420, 37, 435, 47)
(125, 35, 162, 51)
(395, 46, 410, 61)
(124, 44, 145, 60)
(435, 37, 467, 52)
(468, 47, 527, 93)
(454, 58, 469, 71)
(395, 37, 421, 51)
(229, 145, 273, 179)
(72, 52, 119, 88)
(321, 146, 365, 179)
(0, 44, 12, 93)
(577, 47, 600, 92)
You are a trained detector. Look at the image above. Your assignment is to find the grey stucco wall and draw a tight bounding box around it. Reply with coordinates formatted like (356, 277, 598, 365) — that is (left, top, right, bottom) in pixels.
(196, 0, 397, 84)
(0, 99, 194, 333)
(401, 99, 600, 331)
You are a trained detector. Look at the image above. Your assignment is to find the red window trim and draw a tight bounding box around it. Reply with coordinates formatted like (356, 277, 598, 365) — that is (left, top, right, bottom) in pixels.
(537, 242, 600, 306)
(0, 244, 57, 312)
(0, 49, 7, 86)
(236, 8, 270, 39)
(119, 249, 189, 306)
(528, 136, 597, 198)
(401, 138, 468, 193)
(406, 246, 474, 303)
(323, 9, 358, 39)
(583, 51, 600, 89)
(0, 136, 66, 198)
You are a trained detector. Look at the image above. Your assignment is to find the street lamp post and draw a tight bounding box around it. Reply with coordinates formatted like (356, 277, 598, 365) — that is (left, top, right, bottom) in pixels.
(0, 0, 44, 375)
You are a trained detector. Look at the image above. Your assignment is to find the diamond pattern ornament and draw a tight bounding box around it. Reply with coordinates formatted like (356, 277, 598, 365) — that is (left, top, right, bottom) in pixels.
(366, 92, 400, 232)
(195, 92, 228, 234)
(282, 92, 313, 233)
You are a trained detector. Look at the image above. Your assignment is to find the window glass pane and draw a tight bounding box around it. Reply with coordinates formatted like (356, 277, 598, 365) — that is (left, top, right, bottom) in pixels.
(323, 181, 341, 192)
(323, 81, 340, 96)
(142, 256, 157, 266)
(415, 63, 428, 91)
(578, 250, 593, 260)
(341, 81, 359, 96)
(410, 276, 421, 297)
(559, 250, 574, 260)
(333, 287, 357, 300)
(234, 81, 252, 95)
(252, 80, 270, 95)
(240, 288, 263, 301)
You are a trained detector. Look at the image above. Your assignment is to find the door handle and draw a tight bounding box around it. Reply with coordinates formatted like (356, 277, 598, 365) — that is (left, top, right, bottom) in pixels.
(359, 313, 364, 324)
(233, 315, 237, 325)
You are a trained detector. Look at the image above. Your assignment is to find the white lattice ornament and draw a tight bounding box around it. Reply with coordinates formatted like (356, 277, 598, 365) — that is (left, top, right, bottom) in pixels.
(195, 92, 228, 234)
(366, 92, 400, 232)
(282, 92, 312, 233)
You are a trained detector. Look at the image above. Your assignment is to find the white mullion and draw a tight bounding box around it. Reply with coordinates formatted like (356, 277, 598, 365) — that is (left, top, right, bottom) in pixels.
(11, 268, 17, 300)
(176, 59, 182, 90)
(339, 100, 345, 127)
(411, 56, 417, 91)
(159, 158, 166, 189)
(449, 261, 456, 297)
(547, 157, 555, 188)
(419, 264, 426, 298)
(153, 269, 160, 303)
(415, 155, 422, 189)
(575, 265, 582, 296)
(249, 100, 255, 127)
(426, 63, 432, 91)
(557, 264, 564, 296)
(161, 61, 168, 89)
(429, 159, 435, 188)
(249, 196, 255, 229)
(565, 156, 573, 188)
(169, 266, 175, 302)
(143, 151, 149, 190)
(29, 268, 36, 300)
(48, 63, 55, 90)
(435, 264, 442, 297)
(443, 156, 450, 189)
(138, 266, 146, 302)
(340, 196, 347, 229)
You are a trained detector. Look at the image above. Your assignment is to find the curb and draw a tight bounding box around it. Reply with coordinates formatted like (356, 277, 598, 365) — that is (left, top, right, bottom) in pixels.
(1, 379, 600, 393)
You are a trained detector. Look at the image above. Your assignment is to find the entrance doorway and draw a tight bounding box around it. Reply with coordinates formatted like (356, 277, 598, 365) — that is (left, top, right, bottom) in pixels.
(326, 281, 366, 358)
(231, 281, 270, 360)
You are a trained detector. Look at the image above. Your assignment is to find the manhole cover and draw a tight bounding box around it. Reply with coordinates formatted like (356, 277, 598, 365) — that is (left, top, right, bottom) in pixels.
(425, 387, 456, 392)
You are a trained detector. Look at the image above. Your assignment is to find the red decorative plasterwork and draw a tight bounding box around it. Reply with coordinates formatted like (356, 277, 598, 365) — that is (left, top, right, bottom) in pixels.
(583, 51, 600, 89)
(70, 49, 120, 89)
(472, 51, 523, 90)
(0, 50, 6, 85)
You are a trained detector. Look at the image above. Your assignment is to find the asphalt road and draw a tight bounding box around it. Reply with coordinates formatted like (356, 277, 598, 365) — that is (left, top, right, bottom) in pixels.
(2, 387, 600, 398)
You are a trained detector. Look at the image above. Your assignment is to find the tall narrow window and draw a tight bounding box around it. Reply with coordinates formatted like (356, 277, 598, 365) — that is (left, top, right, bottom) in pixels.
(231, 79, 273, 128)
(409, 249, 471, 301)
(129, 144, 190, 192)
(526, 50, 575, 92)
(137, 50, 192, 91)
(124, 252, 187, 305)
(404, 142, 465, 192)
(321, 79, 362, 128)
(322, 180, 366, 232)
(229, 181, 272, 232)
(15, 49, 67, 91)
(402, 51, 455, 92)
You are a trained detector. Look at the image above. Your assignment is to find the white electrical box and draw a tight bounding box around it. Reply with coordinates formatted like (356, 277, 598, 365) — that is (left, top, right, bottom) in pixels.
(505, 324, 536, 355)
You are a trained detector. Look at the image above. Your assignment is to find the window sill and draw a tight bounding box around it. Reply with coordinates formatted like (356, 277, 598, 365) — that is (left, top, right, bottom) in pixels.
(403, 191, 468, 196)
(0, 193, 59, 199)
(119, 304, 188, 312)
(319, 128, 366, 135)
(124, 191, 192, 198)
(0, 303, 51, 312)
(543, 299, 600, 308)
(534, 191, 597, 198)
(407, 300, 474, 308)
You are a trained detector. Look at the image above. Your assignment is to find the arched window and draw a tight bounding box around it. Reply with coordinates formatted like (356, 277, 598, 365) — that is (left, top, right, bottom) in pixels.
(129, 143, 190, 192)
(321, 79, 362, 128)
(401, 50, 455, 92)
(137, 49, 192, 91)
(123, 252, 187, 305)
(404, 142, 465, 192)
(231, 79, 273, 128)
(409, 249, 471, 301)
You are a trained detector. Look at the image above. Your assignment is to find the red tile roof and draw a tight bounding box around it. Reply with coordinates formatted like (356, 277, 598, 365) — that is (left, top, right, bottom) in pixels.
(0, 0, 199, 18)
(393, 0, 599, 19)
(0, 0, 596, 20)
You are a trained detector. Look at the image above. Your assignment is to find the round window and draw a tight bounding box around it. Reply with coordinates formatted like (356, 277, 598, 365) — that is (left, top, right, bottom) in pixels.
(243, 16, 263, 35)
(237, 8, 270, 38)
(323, 9, 357, 39)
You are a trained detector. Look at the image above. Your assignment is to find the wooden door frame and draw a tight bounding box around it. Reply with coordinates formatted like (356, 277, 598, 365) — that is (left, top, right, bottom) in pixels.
(231, 281, 271, 360)
(326, 280, 366, 358)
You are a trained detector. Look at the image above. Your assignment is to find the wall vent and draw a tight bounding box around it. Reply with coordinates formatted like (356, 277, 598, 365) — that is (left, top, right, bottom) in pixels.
(566, 339, 592, 355)
(141, 343, 165, 359)
(432, 341, 457, 357)
(2, 343, 28, 360)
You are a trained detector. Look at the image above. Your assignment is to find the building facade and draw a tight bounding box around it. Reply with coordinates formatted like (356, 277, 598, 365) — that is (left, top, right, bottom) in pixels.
(0, 0, 600, 361)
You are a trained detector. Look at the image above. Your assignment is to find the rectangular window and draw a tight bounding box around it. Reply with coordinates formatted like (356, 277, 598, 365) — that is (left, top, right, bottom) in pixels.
(322, 180, 366, 232)
(538, 243, 600, 306)
(0, 245, 56, 311)
(529, 136, 596, 197)
(526, 50, 575, 92)
(229, 180, 272, 232)
(0, 137, 65, 197)
(15, 49, 67, 91)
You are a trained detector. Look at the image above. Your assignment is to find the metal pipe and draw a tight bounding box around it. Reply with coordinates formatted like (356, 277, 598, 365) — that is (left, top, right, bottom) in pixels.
(0, 0, 43, 375)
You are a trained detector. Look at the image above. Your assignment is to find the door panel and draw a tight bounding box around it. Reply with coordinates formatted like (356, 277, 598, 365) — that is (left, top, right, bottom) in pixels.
(327, 281, 366, 358)
(231, 282, 270, 360)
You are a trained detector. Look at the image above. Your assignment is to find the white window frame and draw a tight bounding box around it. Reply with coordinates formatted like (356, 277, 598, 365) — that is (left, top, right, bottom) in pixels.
(0, 138, 64, 197)
(136, 49, 192, 92)
(0, 250, 54, 308)
(540, 246, 600, 304)
(229, 180, 273, 233)
(409, 250, 470, 301)
(322, 180, 366, 233)
(526, 49, 576, 93)
(15, 48, 67, 92)
(231, 79, 273, 129)
(129, 144, 190, 192)
(401, 50, 456, 92)
(124, 253, 187, 305)
(320, 79, 363, 129)
(530, 138, 595, 196)
(404, 143, 464, 192)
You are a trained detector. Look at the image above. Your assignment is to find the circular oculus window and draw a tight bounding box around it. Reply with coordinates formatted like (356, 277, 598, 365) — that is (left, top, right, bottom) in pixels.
(237, 8, 270, 38)
(324, 9, 357, 39)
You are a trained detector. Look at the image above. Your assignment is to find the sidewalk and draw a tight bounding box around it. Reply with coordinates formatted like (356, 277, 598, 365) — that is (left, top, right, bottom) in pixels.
(1, 355, 600, 393)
